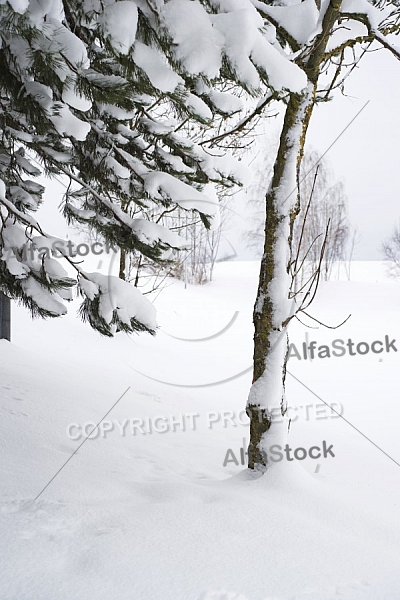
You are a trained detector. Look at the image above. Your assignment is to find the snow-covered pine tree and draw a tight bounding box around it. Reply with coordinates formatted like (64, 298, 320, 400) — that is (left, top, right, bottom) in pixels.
(0, 0, 273, 337)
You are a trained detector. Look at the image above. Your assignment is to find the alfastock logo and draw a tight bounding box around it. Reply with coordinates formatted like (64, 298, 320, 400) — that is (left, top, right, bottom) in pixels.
(288, 336, 397, 360)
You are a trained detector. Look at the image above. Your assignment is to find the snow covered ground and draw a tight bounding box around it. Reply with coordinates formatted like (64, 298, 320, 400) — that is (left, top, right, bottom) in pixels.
(1, 260, 400, 600)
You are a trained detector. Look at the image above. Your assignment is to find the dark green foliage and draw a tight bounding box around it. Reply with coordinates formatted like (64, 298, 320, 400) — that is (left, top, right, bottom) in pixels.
(0, 0, 261, 335)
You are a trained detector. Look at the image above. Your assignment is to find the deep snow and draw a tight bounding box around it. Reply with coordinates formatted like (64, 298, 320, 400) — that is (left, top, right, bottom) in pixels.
(1, 261, 400, 600)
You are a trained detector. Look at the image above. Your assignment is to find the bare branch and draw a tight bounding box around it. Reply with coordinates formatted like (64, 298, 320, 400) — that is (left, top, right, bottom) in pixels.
(291, 165, 319, 281)
(374, 30, 400, 60)
(300, 310, 352, 329)
(199, 92, 281, 147)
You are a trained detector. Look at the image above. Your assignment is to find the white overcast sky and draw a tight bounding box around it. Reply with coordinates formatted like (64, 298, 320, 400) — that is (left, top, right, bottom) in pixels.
(302, 44, 400, 260)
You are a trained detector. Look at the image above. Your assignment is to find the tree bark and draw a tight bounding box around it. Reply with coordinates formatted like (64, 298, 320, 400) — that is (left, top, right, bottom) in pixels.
(119, 248, 126, 281)
(0, 292, 11, 341)
(247, 87, 315, 470)
(247, 0, 343, 471)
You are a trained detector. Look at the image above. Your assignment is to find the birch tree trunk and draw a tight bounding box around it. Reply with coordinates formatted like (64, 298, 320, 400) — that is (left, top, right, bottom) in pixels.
(247, 0, 343, 471)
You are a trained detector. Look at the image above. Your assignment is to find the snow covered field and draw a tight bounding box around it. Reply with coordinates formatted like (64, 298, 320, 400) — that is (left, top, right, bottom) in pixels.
(1, 260, 400, 600)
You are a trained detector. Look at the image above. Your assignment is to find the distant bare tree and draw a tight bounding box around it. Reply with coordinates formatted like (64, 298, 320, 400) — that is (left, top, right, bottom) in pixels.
(294, 151, 350, 285)
(244, 150, 350, 287)
(164, 194, 232, 286)
(116, 192, 232, 290)
(382, 223, 400, 277)
(343, 226, 359, 281)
